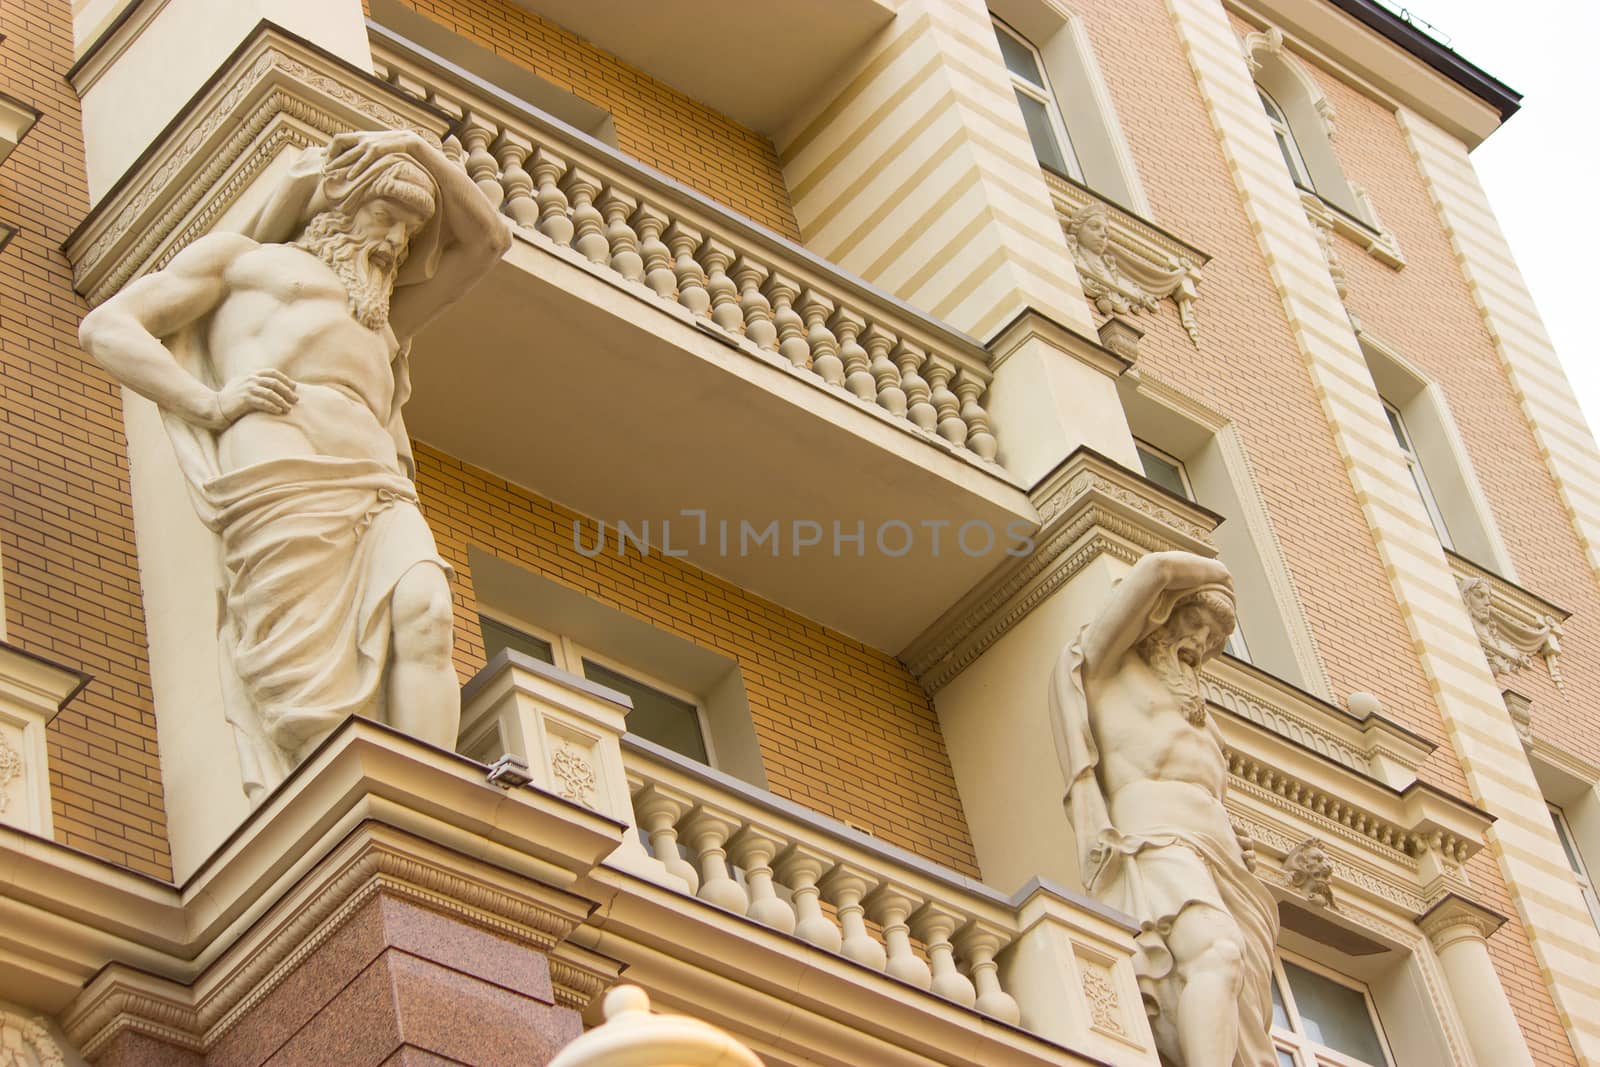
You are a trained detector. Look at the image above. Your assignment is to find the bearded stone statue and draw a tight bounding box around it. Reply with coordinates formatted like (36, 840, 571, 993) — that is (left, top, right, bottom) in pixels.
(80, 129, 512, 801)
(1050, 551, 1278, 1067)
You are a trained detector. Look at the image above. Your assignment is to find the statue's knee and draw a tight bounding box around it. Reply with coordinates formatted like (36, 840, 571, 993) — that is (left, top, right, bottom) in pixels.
(1198, 935, 1245, 988)
(392, 568, 453, 660)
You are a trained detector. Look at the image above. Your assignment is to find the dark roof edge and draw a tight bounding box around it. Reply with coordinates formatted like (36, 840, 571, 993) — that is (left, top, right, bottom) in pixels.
(1324, 0, 1521, 120)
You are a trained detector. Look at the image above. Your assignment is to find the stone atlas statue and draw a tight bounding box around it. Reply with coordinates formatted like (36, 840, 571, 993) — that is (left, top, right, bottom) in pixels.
(81, 129, 512, 801)
(1050, 551, 1278, 1067)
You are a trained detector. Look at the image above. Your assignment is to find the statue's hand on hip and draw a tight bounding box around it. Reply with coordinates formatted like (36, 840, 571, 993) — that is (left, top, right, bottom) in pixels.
(1233, 823, 1258, 872)
(202, 369, 298, 430)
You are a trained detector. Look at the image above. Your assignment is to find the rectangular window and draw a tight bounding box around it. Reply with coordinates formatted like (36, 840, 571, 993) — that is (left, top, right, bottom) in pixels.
(480, 615, 555, 664)
(1382, 399, 1455, 549)
(479, 614, 713, 767)
(1549, 803, 1600, 932)
(1135, 440, 1252, 662)
(1271, 954, 1395, 1067)
(993, 16, 1083, 180)
(582, 659, 710, 764)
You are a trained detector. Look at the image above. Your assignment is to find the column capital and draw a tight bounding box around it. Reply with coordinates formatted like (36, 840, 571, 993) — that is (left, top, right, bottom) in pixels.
(1417, 892, 1508, 949)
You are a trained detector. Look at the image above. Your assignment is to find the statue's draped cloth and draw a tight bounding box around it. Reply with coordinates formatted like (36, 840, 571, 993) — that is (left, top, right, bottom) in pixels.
(1049, 589, 1279, 1067)
(157, 144, 455, 796)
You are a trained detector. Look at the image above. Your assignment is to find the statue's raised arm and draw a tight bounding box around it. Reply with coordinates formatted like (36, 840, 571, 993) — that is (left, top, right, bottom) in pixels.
(78, 128, 512, 803)
(1079, 551, 1235, 684)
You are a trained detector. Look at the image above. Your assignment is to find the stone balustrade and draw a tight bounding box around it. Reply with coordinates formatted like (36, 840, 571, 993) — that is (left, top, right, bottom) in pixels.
(457, 653, 1158, 1064)
(369, 25, 999, 463)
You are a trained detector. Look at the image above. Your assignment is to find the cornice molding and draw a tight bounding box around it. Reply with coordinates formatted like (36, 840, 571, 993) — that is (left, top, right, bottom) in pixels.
(901, 448, 1219, 689)
(64, 22, 451, 308)
(62, 825, 597, 1058)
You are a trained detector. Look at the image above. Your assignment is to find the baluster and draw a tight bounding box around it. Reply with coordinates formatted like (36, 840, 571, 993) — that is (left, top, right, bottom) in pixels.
(776, 847, 841, 952)
(954, 370, 997, 460)
(730, 257, 776, 351)
(831, 308, 874, 401)
(493, 132, 538, 231)
(729, 827, 795, 934)
(896, 341, 937, 432)
(632, 203, 676, 300)
(956, 925, 1021, 1024)
(911, 905, 976, 1007)
(764, 273, 809, 368)
(460, 116, 504, 209)
(682, 809, 749, 915)
(821, 866, 886, 970)
(631, 783, 699, 892)
(664, 222, 710, 316)
(697, 240, 743, 333)
(863, 325, 907, 417)
(528, 148, 574, 246)
(865, 885, 931, 989)
(440, 133, 466, 170)
(924, 356, 966, 447)
(799, 291, 844, 386)
(597, 187, 644, 283)
(561, 167, 609, 265)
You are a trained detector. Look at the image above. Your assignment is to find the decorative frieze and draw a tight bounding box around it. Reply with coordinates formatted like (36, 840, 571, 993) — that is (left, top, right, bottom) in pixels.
(1044, 169, 1209, 345)
(1447, 553, 1569, 691)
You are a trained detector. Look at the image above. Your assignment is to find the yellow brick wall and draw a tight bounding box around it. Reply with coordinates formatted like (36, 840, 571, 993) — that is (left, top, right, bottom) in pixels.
(413, 443, 981, 877)
(1069, 2, 1576, 1059)
(0, 0, 170, 878)
(375, 0, 802, 241)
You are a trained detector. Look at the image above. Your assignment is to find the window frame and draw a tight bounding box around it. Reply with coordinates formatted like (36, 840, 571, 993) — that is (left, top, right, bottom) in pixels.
(1380, 398, 1455, 550)
(1258, 84, 1314, 193)
(992, 14, 1084, 181)
(477, 609, 718, 767)
(1549, 802, 1600, 932)
(1271, 951, 1397, 1067)
(1133, 438, 1253, 662)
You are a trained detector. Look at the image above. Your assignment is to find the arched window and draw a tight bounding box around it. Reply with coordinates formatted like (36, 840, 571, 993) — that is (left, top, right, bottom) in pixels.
(993, 16, 1083, 181)
(1258, 85, 1313, 193)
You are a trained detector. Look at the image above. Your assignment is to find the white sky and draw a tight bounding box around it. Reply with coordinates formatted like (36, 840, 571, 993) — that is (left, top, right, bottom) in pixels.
(1402, 1, 1600, 434)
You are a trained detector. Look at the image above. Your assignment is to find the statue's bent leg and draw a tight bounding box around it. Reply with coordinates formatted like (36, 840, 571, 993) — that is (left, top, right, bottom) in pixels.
(387, 561, 460, 749)
(1166, 903, 1248, 1067)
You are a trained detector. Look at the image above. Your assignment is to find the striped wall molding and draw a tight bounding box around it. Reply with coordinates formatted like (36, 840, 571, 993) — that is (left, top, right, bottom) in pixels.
(776, 0, 1094, 343)
(1164, 0, 1600, 1059)
(1400, 110, 1600, 591)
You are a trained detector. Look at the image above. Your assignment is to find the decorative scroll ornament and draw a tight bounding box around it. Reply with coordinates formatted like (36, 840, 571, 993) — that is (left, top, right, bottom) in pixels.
(1302, 197, 1348, 300)
(1283, 838, 1336, 908)
(1457, 575, 1564, 689)
(0, 1012, 66, 1067)
(0, 736, 20, 814)
(1066, 204, 1202, 345)
(551, 743, 598, 808)
(1080, 965, 1125, 1035)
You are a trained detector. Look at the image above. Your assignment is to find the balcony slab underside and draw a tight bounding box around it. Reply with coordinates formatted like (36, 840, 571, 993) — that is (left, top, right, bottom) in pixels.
(407, 237, 1033, 653)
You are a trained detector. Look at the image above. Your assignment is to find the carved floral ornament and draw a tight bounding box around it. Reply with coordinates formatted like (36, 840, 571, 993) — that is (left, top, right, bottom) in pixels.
(1283, 837, 1336, 908)
(0, 1012, 65, 1067)
(0, 736, 20, 814)
(1456, 574, 1566, 690)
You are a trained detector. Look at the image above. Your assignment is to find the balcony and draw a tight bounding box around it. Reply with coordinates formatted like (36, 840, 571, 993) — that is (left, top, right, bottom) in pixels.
(459, 652, 1160, 1064)
(369, 25, 1035, 652)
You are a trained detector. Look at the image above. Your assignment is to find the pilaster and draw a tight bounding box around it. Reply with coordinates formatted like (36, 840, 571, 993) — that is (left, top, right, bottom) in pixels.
(1418, 895, 1533, 1067)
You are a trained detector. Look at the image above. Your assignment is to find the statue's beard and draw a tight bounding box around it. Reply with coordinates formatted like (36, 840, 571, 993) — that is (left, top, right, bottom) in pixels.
(294, 212, 404, 330)
(1137, 631, 1208, 726)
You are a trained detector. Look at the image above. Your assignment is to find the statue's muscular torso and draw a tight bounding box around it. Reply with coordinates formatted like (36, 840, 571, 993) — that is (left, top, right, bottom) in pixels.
(208, 243, 403, 475)
(1087, 656, 1233, 838)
